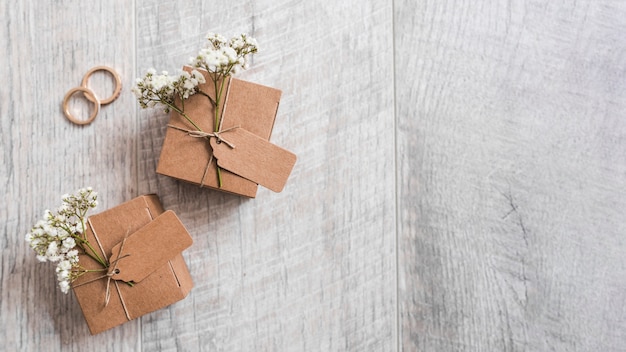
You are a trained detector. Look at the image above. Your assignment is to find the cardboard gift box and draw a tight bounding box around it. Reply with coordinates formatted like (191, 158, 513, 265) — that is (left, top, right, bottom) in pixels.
(157, 66, 297, 198)
(72, 194, 193, 335)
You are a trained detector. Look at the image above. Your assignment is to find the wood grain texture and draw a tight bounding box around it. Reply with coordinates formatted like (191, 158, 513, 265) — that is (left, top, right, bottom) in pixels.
(1, 1, 139, 351)
(395, 1, 626, 351)
(135, 0, 396, 351)
(1, 0, 395, 351)
(4, 0, 625, 351)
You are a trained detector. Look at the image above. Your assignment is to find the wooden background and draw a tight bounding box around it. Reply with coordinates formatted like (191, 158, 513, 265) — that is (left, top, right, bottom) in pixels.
(1, 0, 625, 351)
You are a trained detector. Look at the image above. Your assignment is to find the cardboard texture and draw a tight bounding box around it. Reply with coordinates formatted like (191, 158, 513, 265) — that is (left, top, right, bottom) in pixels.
(156, 66, 296, 197)
(72, 195, 194, 335)
(210, 128, 297, 192)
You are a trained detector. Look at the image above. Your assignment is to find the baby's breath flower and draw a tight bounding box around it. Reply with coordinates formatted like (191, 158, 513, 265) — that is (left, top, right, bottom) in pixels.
(67, 249, 79, 262)
(190, 33, 258, 77)
(206, 32, 227, 48)
(62, 237, 76, 250)
(132, 69, 205, 113)
(57, 260, 71, 272)
(59, 281, 70, 294)
(131, 70, 176, 111)
(25, 187, 102, 294)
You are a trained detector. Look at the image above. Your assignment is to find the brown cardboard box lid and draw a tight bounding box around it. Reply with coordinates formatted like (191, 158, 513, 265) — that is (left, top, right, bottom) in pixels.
(72, 195, 193, 335)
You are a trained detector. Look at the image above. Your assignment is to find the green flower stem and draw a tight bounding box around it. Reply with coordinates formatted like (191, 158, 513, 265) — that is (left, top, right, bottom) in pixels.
(71, 206, 108, 268)
(196, 91, 215, 106)
(213, 78, 221, 132)
(79, 209, 89, 243)
(166, 103, 203, 132)
(216, 167, 223, 187)
(56, 219, 106, 268)
(74, 236, 108, 268)
(81, 268, 108, 273)
(211, 71, 234, 189)
(213, 78, 224, 188)
(212, 65, 234, 132)
(73, 268, 104, 282)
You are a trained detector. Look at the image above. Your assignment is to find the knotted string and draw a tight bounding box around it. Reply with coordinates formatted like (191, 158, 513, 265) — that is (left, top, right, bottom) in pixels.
(71, 232, 133, 321)
(167, 124, 238, 148)
(167, 124, 239, 187)
(104, 237, 130, 309)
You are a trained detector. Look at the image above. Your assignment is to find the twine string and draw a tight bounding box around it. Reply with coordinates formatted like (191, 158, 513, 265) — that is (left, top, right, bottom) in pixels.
(104, 237, 130, 308)
(167, 124, 239, 187)
(167, 124, 239, 148)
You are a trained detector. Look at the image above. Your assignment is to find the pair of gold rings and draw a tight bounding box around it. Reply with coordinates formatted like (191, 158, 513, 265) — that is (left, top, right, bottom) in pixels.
(62, 66, 122, 125)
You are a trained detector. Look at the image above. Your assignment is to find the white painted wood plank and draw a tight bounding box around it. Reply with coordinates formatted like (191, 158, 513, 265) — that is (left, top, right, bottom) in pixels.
(396, 1, 626, 350)
(0, 1, 138, 350)
(135, 0, 396, 351)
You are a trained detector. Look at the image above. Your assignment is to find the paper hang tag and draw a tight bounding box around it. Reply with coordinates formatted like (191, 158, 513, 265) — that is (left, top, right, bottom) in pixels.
(108, 210, 193, 283)
(209, 127, 297, 193)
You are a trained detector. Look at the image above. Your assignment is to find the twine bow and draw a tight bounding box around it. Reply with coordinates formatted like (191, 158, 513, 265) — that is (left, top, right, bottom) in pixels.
(167, 124, 239, 187)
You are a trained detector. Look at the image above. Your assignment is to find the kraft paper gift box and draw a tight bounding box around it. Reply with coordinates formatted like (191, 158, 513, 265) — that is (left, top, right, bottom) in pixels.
(71, 195, 193, 335)
(157, 66, 297, 198)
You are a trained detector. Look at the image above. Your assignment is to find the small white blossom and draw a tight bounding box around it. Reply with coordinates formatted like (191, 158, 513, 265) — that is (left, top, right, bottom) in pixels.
(62, 237, 75, 250)
(75, 219, 86, 233)
(57, 260, 72, 272)
(48, 254, 63, 262)
(57, 270, 69, 280)
(67, 250, 79, 263)
(221, 47, 237, 63)
(206, 32, 227, 48)
(192, 69, 206, 84)
(59, 280, 70, 294)
(46, 241, 58, 258)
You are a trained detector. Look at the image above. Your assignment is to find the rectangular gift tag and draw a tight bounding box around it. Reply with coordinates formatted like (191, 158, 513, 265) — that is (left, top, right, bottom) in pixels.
(108, 211, 193, 283)
(210, 127, 297, 192)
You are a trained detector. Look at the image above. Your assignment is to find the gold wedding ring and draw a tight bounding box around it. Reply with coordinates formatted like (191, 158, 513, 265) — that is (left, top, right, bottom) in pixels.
(81, 66, 122, 105)
(62, 87, 101, 125)
(62, 66, 122, 126)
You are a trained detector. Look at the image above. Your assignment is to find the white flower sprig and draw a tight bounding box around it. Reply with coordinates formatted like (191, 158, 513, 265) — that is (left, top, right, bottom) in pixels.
(190, 32, 258, 77)
(25, 188, 106, 294)
(132, 69, 206, 114)
(132, 32, 259, 187)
